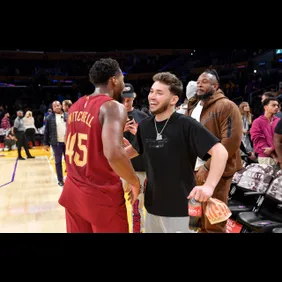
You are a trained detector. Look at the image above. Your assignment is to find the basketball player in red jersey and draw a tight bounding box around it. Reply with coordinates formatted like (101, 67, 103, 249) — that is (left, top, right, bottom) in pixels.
(58, 58, 140, 233)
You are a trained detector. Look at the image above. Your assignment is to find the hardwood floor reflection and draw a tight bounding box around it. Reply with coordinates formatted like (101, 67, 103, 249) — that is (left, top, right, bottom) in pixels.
(0, 156, 66, 233)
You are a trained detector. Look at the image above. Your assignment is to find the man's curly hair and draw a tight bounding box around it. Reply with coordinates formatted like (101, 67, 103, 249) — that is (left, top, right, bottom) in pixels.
(89, 58, 121, 86)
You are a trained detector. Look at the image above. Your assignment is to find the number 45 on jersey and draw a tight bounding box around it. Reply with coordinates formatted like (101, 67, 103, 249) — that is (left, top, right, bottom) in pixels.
(65, 132, 88, 167)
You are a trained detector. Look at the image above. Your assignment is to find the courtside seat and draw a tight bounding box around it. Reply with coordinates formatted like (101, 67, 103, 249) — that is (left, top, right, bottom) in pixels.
(228, 200, 253, 216)
(237, 197, 282, 233)
(228, 163, 274, 220)
(228, 188, 265, 219)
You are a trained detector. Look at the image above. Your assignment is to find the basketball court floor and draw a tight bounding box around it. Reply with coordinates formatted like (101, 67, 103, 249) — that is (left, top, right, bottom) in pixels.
(0, 147, 133, 233)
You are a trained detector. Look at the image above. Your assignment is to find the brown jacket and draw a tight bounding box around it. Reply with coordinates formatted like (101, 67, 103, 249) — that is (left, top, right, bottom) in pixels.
(187, 89, 242, 178)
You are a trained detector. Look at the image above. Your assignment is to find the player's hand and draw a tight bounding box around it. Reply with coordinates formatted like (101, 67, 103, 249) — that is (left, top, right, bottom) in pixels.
(127, 179, 140, 205)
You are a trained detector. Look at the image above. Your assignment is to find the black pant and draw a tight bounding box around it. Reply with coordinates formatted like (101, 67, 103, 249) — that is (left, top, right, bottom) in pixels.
(15, 131, 32, 158)
(25, 128, 36, 147)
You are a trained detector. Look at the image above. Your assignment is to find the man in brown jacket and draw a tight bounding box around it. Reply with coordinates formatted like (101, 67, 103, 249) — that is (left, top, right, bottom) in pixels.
(186, 69, 242, 233)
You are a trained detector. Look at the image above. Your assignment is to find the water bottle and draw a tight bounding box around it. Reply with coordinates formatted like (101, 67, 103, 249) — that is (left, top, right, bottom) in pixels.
(188, 198, 202, 232)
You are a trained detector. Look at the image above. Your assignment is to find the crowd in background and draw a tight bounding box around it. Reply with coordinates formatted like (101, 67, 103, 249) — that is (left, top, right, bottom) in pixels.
(1, 48, 282, 154)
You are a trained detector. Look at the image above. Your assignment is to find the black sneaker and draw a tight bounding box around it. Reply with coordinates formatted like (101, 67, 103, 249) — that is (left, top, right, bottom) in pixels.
(18, 157, 25, 160)
(58, 181, 64, 187)
(27, 156, 35, 158)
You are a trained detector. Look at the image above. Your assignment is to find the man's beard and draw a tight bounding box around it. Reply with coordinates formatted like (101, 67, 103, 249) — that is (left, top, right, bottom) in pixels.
(150, 102, 169, 115)
(195, 89, 215, 101)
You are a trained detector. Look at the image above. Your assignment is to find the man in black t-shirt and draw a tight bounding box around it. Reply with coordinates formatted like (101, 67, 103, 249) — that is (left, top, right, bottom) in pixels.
(274, 118, 282, 169)
(124, 72, 228, 233)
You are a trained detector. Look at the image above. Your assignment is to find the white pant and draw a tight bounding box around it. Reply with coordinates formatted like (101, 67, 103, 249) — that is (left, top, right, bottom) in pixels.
(122, 171, 146, 233)
(145, 212, 196, 233)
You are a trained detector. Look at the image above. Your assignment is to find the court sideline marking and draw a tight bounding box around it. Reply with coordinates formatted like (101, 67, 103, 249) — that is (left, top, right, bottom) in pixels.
(0, 158, 19, 188)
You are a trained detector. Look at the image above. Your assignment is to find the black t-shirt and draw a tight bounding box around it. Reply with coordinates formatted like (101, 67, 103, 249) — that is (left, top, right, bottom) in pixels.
(132, 112, 219, 217)
(275, 118, 282, 134)
(124, 108, 148, 171)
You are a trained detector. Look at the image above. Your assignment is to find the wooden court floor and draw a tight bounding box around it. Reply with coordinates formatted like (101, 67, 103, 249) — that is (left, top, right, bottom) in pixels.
(0, 146, 134, 233)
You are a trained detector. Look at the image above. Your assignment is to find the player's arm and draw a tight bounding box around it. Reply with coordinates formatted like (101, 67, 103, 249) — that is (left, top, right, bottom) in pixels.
(100, 100, 139, 187)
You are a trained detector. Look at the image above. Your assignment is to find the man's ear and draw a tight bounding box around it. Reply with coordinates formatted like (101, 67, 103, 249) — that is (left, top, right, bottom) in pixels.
(171, 95, 179, 106)
(214, 82, 219, 91)
(109, 76, 118, 87)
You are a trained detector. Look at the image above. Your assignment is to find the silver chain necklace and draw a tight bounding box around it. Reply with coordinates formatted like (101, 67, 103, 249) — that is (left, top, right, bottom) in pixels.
(154, 116, 171, 141)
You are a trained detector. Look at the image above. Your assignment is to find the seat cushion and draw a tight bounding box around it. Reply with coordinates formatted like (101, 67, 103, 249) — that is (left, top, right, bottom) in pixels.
(237, 211, 282, 233)
(228, 200, 253, 218)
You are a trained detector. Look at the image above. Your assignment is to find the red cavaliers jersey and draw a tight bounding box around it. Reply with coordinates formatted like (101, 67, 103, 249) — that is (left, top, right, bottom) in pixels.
(65, 94, 121, 187)
(58, 95, 126, 227)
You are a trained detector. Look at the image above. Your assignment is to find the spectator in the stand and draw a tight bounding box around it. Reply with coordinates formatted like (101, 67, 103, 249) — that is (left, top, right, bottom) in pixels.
(62, 100, 73, 113)
(184, 80, 197, 109)
(261, 92, 282, 119)
(250, 97, 280, 167)
(24, 110, 36, 148)
(274, 118, 282, 169)
(238, 102, 256, 163)
(238, 102, 254, 153)
(261, 92, 275, 103)
(186, 69, 242, 233)
(0, 112, 11, 130)
(253, 91, 276, 118)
